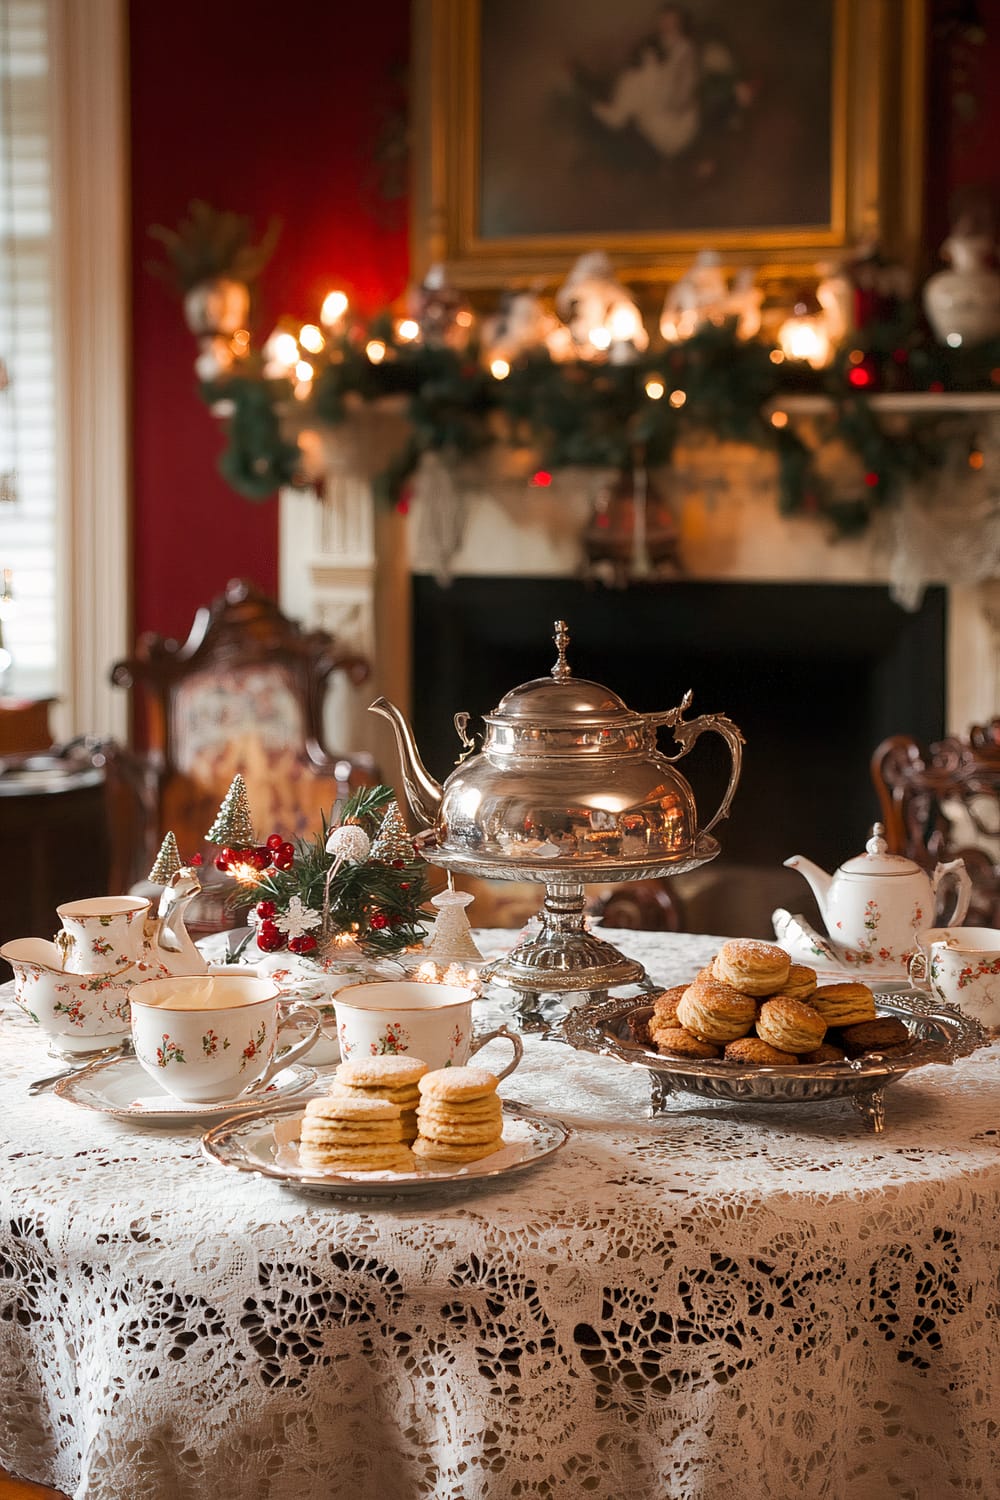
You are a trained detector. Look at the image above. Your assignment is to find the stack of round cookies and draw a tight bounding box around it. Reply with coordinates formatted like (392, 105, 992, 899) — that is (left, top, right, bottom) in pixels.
(412, 1066, 505, 1164)
(331, 1055, 426, 1141)
(298, 1094, 415, 1172)
(636, 939, 910, 1067)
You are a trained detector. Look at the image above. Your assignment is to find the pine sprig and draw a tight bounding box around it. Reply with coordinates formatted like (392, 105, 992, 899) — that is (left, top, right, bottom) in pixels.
(234, 788, 430, 956)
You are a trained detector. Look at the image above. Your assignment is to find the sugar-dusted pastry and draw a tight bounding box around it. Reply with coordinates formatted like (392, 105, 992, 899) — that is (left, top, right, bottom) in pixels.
(808, 982, 877, 1028)
(781, 964, 818, 1003)
(651, 1025, 720, 1060)
(756, 996, 826, 1054)
(723, 1036, 797, 1065)
(711, 939, 791, 997)
(837, 1016, 911, 1057)
(415, 1066, 504, 1162)
(650, 984, 689, 1025)
(676, 980, 756, 1043)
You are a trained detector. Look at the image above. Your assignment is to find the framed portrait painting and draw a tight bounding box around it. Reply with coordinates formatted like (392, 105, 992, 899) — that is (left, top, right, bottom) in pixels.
(412, 0, 925, 288)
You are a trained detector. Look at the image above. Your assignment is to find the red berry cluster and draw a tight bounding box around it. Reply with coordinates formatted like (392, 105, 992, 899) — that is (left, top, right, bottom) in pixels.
(255, 899, 319, 955)
(214, 832, 296, 875)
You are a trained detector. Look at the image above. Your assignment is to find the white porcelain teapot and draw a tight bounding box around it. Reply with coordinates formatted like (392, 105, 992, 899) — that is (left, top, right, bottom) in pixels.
(784, 823, 972, 973)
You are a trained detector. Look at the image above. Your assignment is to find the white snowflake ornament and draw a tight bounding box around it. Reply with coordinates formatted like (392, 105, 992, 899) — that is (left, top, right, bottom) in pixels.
(275, 895, 322, 939)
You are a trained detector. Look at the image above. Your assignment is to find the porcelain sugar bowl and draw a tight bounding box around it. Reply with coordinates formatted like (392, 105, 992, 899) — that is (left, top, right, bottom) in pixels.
(784, 823, 972, 974)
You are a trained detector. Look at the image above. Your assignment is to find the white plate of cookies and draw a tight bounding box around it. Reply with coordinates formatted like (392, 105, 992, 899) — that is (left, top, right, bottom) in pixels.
(201, 1056, 570, 1197)
(561, 939, 985, 1126)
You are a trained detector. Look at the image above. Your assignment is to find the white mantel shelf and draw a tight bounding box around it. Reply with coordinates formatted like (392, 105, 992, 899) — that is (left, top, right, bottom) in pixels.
(776, 392, 1000, 416)
(281, 393, 1000, 771)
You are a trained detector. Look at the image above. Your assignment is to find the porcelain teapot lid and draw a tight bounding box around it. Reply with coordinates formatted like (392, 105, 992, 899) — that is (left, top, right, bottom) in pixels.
(837, 823, 923, 878)
(488, 621, 644, 728)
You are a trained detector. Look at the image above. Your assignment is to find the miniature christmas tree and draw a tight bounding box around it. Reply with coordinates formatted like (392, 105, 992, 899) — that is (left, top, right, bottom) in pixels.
(206, 773, 255, 846)
(222, 784, 431, 958)
(423, 887, 483, 962)
(370, 800, 416, 863)
(148, 831, 183, 884)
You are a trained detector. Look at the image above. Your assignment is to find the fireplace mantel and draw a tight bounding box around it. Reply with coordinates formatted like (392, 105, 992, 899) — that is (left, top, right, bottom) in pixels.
(280, 423, 1000, 773)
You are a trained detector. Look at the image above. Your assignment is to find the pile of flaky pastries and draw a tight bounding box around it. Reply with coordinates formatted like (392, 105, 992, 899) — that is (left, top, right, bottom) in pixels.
(631, 938, 911, 1066)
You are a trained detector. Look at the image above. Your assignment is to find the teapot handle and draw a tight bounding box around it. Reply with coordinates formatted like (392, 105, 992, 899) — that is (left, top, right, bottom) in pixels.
(661, 711, 745, 835)
(932, 858, 972, 926)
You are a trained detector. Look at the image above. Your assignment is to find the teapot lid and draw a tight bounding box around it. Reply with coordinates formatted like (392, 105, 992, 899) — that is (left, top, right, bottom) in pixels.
(838, 823, 922, 877)
(489, 621, 644, 727)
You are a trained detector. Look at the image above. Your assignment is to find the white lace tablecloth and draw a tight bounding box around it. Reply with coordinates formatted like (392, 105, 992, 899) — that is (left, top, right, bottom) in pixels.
(4, 928, 1000, 1500)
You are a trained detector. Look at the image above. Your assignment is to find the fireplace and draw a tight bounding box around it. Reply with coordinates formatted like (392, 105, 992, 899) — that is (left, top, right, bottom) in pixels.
(411, 577, 947, 934)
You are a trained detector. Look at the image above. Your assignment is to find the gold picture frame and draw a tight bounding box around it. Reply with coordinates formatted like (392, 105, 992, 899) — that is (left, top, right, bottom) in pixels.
(412, 0, 925, 290)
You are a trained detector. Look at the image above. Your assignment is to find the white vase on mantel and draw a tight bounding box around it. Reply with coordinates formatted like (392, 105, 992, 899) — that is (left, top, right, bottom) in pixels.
(923, 231, 1000, 347)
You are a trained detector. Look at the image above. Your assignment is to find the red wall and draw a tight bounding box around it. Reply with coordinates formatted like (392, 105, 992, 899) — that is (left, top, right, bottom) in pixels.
(925, 0, 1000, 251)
(128, 0, 410, 647)
(129, 0, 999, 657)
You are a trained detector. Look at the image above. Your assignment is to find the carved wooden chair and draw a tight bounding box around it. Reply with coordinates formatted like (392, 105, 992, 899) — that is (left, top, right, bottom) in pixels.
(871, 721, 1000, 927)
(588, 879, 685, 932)
(103, 578, 376, 923)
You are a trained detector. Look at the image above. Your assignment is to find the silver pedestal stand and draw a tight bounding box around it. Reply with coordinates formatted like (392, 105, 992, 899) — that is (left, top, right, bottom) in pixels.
(422, 834, 721, 1029)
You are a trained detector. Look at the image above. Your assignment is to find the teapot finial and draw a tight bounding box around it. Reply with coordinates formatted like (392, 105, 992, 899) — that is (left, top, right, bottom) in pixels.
(551, 620, 572, 682)
(866, 822, 889, 857)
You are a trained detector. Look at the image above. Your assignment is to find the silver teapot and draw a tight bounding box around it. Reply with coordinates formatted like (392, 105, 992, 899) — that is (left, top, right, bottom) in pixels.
(371, 622, 744, 1002)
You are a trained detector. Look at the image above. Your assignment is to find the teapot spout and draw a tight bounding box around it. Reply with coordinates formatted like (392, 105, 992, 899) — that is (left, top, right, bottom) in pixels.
(369, 696, 444, 830)
(783, 855, 833, 915)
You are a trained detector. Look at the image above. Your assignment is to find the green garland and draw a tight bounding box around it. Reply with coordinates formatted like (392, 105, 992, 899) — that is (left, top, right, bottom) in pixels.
(200, 315, 1000, 537)
(241, 785, 431, 958)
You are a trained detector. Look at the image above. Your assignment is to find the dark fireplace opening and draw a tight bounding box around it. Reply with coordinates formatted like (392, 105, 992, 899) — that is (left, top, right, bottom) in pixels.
(411, 577, 947, 935)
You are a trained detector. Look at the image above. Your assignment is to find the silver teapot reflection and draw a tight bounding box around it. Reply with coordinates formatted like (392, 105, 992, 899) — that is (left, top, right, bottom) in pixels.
(371, 620, 744, 880)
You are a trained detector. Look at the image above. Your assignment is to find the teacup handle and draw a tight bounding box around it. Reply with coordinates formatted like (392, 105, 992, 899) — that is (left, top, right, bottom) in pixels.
(249, 1002, 322, 1092)
(468, 1022, 523, 1082)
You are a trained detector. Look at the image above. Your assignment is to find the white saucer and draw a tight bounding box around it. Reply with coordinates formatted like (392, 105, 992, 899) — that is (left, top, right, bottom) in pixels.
(771, 908, 912, 987)
(53, 1055, 318, 1123)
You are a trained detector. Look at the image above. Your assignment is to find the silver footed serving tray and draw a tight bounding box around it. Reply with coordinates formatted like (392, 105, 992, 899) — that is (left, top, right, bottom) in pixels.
(201, 1098, 570, 1198)
(560, 989, 986, 1133)
(372, 621, 744, 1002)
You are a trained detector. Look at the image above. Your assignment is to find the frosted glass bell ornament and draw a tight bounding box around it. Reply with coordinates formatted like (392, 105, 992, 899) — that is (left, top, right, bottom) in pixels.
(423, 888, 484, 964)
(924, 222, 1000, 348)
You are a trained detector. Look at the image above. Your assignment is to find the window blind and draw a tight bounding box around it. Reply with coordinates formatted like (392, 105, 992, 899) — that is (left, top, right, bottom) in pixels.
(0, 0, 56, 688)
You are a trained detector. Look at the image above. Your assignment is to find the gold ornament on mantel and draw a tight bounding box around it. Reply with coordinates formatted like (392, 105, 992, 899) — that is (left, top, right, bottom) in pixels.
(553, 252, 648, 364)
(148, 831, 183, 885)
(206, 774, 256, 846)
(659, 250, 762, 343)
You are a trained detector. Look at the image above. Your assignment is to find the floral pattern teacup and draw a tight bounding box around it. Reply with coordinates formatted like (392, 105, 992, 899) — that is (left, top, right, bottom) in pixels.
(130, 974, 321, 1102)
(333, 980, 522, 1077)
(55, 896, 151, 974)
(909, 926, 1000, 1034)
